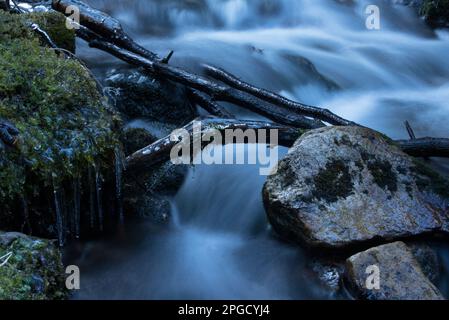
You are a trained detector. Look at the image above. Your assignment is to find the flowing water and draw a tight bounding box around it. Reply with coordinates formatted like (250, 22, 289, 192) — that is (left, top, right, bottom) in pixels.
(66, 0, 449, 299)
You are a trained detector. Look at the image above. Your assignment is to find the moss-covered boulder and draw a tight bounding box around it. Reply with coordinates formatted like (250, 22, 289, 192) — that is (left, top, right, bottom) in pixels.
(420, 0, 449, 29)
(263, 126, 449, 248)
(0, 11, 121, 240)
(0, 231, 67, 300)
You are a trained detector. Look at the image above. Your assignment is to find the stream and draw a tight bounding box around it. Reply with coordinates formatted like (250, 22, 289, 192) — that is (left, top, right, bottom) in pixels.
(65, 0, 449, 299)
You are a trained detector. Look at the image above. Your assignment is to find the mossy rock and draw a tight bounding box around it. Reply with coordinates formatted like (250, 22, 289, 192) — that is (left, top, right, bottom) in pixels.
(0, 231, 68, 300)
(263, 126, 449, 248)
(0, 11, 121, 238)
(0, 10, 75, 52)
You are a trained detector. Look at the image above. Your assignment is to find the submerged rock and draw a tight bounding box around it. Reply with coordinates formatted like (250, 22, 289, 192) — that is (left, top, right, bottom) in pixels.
(0, 231, 67, 300)
(345, 241, 444, 300)
(104, 69, 198, 127)
(263, 126, 449, 248)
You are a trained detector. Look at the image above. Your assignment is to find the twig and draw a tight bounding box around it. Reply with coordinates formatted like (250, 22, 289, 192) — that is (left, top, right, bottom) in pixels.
(404, 120, 417, 140)
(0, 252, 13, 267)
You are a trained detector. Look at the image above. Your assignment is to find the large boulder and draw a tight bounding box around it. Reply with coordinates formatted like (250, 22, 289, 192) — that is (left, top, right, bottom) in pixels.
(0, 231, 67, 300)
(263, 126, 449, 248)
(345, 241, 444, 300)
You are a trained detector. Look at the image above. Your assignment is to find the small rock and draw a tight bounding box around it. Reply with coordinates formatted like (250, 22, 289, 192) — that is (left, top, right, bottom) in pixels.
(263, 126, 449, 248)
(345, 241, 444, 300)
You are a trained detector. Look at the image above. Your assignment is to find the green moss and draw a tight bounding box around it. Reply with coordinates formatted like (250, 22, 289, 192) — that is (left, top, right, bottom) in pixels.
(0, 11, 75, 52)
(0, 235, 67, 300)
(312, 159, 354, 203)
(0, 11, 120, 228)
(420, 0, 449, 28)
(411, 158, 449, 199)
(367, 159, 398, 193)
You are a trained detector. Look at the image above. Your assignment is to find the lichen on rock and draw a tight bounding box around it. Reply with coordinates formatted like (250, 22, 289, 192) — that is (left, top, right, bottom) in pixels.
(263, 126, 449, 248)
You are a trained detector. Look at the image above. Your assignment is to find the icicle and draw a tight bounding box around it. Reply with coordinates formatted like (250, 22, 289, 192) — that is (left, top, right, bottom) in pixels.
(88, 166, 96, 229)
(95, 165, 104, 232)
(114, 146, 124, 224)
(53, 181, 64, 247)
(20, 196, 31, 234)
(73, 176, 81, 239)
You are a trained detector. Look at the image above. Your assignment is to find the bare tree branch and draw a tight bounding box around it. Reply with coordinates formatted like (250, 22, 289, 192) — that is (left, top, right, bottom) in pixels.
(203, 64, 357, 126)
(125, 117, 301, 171)
(88, 39, 324, 129)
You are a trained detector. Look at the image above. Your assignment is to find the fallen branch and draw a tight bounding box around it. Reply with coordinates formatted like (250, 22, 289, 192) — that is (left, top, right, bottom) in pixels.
(89, 39, 324, 129)
(203, 64, 357, 126)
(125, 117, 301, 171)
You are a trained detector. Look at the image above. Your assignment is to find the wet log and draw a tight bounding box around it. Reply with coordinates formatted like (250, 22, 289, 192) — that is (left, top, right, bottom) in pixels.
(52, 0, 159, 60)
(125, 117, 301, 171)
